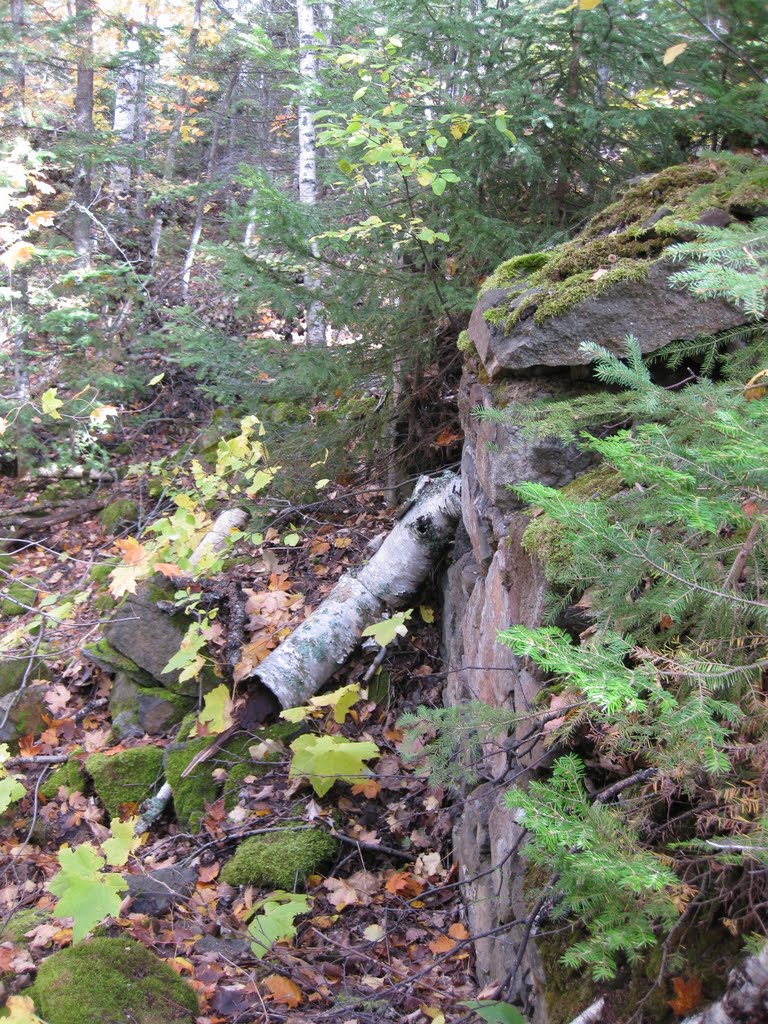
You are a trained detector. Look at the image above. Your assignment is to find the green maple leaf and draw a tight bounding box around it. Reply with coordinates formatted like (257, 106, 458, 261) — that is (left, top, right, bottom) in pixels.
(280, 683, 363, 725)
(0, 775, 25, 813)
(187, 682, 233, 737)
(248, 891, 312, 959)
(102, 817, 141, 867)
(41, 387, 63, 420)
(361, 609, 412, 647)
(49, 843, 127, 942)
(460, 1002, 525, 1024)
(289, 734, 380, 797)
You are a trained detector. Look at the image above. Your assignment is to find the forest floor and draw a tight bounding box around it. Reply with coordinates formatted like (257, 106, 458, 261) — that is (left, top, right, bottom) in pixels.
(0, 376, 481, 1024)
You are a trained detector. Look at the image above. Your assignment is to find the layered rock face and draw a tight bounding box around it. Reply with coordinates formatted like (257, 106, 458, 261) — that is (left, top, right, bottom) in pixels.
(443, 156, 760, 1021)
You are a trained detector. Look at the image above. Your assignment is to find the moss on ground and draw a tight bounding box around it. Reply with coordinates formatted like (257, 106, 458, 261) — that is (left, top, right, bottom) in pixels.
(40, 752, 88, 800)
(1, 579, 37, 616)
(86, 747, 164, 818)
(1, 906, 50, 944)
(27, 937, 199, 1024)
(221, 826, 338, 890)
(481, 154, 768, 332)
(0, 658, 48, 699)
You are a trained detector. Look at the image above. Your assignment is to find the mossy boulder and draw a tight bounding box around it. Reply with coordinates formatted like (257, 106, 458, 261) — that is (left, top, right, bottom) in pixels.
(27, 937, 199, 1024)
(102, 581, 219, 696)
(522, 464, 624, 585)
(0, 657, 49, 699)
(98, 498, 140, 535)
(1, 579, 37, 617)
(0, 683, 49, 747)
(109, 673, 192, 739)
(86, 747, 164, 818)
(221, 826, 338, 890)
(471, 155, 764, 378)
(166, 721, 300, 829)
(40, 752, 88, 800)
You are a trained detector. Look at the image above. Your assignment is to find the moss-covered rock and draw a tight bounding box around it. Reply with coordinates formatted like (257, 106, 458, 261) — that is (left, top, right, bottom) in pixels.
(98, 498, 140, 535)
(40, 752, 88, 800)
(166, 721, 300, 829)
(1, 579, 37, 616)
(221, 826, 338, 890)
(1, 906, 50, 945)
(86, 747, 164, 818)
(484, 156, 768, 330)
(109, 673, 192, 739)
(0, 657, 49, 699)
(84, 638, 149, 678)
(27, 937, 199, 1024)
(0, 683, 49, 747)
(522, 464, 624, 584)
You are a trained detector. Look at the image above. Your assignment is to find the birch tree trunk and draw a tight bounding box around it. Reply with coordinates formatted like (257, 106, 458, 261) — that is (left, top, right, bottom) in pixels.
(110, 25, 141, 196)
(296, 0, 326, 347)
(72, 0, 94, 271)
(682, 944, 768, 1024)
(180, 65, 241, 303)
(252, 473, 461, 707)
(149, 0, 202, 271)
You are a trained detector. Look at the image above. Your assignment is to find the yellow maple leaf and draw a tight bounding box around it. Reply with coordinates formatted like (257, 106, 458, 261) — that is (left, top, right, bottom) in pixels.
(108, 564, 144, 598)
(26, 209, 56, 229)
(0, 240, 37, 270)
(89, 404, 119, 425)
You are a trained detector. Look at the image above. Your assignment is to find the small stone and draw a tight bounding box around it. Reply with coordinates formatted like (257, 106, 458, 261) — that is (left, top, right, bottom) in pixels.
(126, 866, 197, 917)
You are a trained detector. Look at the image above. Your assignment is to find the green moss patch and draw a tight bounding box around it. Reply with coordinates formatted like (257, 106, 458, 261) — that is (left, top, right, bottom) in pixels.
(1, 906, 50, 945)
(523, 465, 624, 584)
(98, 498, 140, 535)
(86, 747, 164, 818)
(482, 154, 768, 332)
(221, 826, 338, 890)
(1, 579, 37, 617)
(41, 752, 88, 800)
(165, 724, 296, 829)
(27, 937, 199, 1024)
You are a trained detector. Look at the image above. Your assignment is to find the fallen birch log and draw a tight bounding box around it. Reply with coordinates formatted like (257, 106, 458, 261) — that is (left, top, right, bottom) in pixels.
(681, 943, 768, 1024)
(251, 471, 461, 708)
(178, 473, 461, 779)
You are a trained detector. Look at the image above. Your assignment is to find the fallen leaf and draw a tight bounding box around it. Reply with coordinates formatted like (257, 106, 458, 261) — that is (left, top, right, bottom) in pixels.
(363, 924, 385, 942)
(429, 934, 457, 954)
(44, 684, 71, 715)
(264, 974, 303, 1008)
(198, 862, 220, 883)
(323, 877, 359, 910)
(668, 976, 703, 1016)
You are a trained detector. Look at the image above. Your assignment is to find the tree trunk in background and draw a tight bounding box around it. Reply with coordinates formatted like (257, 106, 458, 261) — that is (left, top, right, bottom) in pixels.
(149, 0, 202, 271)
(72, 0, 94, 271)
(296, 0, 326, 347)
(180, 64, 241, 303)
(110, 23, 141, 197)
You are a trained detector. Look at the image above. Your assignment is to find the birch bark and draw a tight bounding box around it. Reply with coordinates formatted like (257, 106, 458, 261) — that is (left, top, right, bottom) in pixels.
(73, 0, 94, 271)
(296, 0, 326, 346)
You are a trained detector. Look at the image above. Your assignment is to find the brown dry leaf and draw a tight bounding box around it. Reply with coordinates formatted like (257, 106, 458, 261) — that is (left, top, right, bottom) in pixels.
(154, 562, 183, 578)
(334, 536, 352, 549)
(323, 877, 359, 910)
(744, 369, 768, 401)
(448, 923, 469, 940)
(264, 974, 303, 1008)
(384, 872, 424, 897)
(351, 779, 381, 799)
(44, 684, 71, 715)
(668, 976, 703, 1016)
(198, 862, 220, 883)
(428, 934, 456, 954)
(433, 428, 463, 447)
